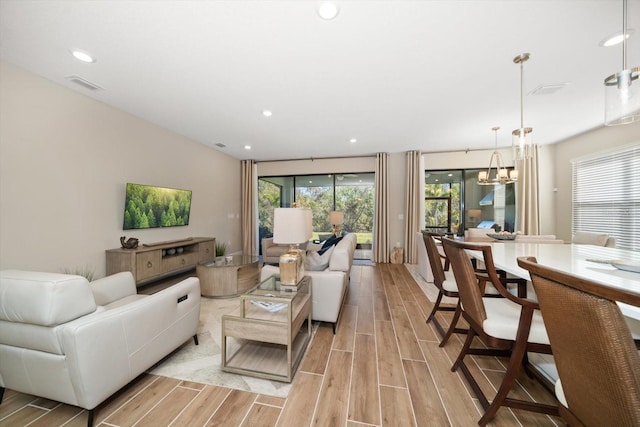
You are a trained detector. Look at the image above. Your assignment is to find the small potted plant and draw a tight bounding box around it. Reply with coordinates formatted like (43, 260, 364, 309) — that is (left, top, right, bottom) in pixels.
(215, 242, 227, 257)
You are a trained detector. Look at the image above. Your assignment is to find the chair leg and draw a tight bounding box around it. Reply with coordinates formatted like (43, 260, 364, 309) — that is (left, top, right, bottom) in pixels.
(193, 334, 199, 345)
(439, 300, 462, 347)
(452, 328, 476, 372)
(0, 387, 4, 404)
(426, 292, 444, 323)
(478, 337, 529, 425)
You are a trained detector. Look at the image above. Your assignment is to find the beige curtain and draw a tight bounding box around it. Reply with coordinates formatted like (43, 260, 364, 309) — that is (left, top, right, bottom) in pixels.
(516, 144, 540, 235)
(374, 153, 389, 263)
(404, 150, 422, 263)
(241, 160, 258, 255)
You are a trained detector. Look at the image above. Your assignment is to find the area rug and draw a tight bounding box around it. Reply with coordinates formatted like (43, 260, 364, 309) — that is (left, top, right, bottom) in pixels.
(148, 296, 316, 398)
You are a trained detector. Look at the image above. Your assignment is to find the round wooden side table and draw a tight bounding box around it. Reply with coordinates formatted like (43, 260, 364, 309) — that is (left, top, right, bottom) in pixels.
(196, 255, 260, 297)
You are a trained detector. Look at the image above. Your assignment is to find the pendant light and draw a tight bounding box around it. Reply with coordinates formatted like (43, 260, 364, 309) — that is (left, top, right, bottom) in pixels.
(478, 127, 518, 185)
(512, 53, 533, 160)
(604, 0, 640, 126)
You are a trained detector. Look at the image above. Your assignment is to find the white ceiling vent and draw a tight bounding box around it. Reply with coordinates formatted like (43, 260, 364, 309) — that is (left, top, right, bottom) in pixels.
(65, 75, 103, 91)
(215, 143, 226, 148)
(529, 83, 568, 96)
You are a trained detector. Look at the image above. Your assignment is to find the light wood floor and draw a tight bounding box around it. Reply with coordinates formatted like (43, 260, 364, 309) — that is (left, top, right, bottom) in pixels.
(0, 263, 563, 427)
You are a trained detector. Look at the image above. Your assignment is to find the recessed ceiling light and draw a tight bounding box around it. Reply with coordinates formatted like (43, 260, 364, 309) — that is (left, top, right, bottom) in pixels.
(70, 49, 96, 63)
(244, 145, 251, 150)
(262, 110, 272, 117)
(599, 29, 634, 47)
(349, 138, 357, 143)
(317, 2, 339, 20)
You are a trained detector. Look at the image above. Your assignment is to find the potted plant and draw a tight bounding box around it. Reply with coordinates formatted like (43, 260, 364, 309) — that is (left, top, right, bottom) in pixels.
(215, 242, 227, 257)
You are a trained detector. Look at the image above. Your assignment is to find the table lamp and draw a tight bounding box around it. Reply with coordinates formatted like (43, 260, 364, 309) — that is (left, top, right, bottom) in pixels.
(328, 210, 344, 237)
(273, 207, 312, 286)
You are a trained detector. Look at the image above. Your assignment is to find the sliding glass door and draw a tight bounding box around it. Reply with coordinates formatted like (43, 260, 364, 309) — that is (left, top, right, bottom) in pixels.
(258, 172, 374, 258)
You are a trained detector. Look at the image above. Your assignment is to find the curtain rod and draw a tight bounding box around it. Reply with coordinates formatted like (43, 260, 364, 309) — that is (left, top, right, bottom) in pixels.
(253, 146, 515, 163)
(255, 153, 378, 163)
(423, 146, 516, 155)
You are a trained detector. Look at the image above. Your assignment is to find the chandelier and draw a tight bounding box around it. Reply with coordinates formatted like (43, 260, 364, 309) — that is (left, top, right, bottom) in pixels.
(512, 53, 533, 160)
(478, 127, 518, 185)
(604, 0, 640, 125)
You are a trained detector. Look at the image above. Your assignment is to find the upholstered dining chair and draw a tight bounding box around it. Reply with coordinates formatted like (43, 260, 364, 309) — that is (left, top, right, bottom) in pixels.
(514, 234, 565, 244)
(518, 256, 640, 426)
(422, 232, 466, 346)
(441, 238, 558, 425)
(423, 233, 528, 346)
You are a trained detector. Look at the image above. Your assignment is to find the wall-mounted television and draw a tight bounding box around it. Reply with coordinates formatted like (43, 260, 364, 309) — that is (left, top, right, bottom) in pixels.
(123, 183, 192, 230)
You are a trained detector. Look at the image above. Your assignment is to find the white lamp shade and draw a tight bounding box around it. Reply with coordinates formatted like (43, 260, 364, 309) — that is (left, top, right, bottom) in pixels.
(328, 210, 344, 225)
(273, 208, 312, 244)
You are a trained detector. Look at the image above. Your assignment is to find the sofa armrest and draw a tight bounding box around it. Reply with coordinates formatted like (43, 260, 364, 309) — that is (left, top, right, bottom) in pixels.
(305, 271, 347, 323)
(58, 277, 201, 409)
(90, 272, 137, 306)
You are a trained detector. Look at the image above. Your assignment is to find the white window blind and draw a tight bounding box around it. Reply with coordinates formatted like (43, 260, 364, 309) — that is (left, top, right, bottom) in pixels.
(572, 144, 640, 251)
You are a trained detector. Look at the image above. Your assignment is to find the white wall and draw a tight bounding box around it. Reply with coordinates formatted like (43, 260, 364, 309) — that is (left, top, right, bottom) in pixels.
(552, 122, 640, 242)
(0, 62, 242, 277)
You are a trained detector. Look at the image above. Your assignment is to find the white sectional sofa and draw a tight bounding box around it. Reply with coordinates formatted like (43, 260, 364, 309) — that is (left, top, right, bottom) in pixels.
(0, 270, 200, 427)
(261, 233, 357, 333)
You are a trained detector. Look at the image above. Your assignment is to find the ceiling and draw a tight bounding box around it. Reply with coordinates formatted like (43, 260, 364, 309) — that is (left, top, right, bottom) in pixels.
(1, 0, 638, 161)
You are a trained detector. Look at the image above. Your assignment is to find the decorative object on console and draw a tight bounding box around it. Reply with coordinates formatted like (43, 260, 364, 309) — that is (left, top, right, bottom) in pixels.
(478, 127, 517, 185)
(122, 183, 191, 230)
(328, 210, 344, 237)
(604, 0, 639, 126)
(120, 236, 139, 249)
(273, 207, 312, 286)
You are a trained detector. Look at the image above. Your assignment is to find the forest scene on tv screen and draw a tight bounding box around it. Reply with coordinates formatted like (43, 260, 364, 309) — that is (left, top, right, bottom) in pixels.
(123, 183, 191, 230)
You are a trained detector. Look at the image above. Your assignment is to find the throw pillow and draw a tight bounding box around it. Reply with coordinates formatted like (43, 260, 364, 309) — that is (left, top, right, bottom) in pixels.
(319, 235, 343, 255)
(305, 246, 335, 271)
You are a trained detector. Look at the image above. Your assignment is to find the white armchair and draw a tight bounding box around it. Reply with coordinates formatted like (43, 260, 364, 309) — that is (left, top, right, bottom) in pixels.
(572, 231, 616, 247)
(0, 270, 200, 426)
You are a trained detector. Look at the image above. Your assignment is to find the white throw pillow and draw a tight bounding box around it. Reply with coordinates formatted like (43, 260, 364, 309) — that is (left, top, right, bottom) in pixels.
(305, 246, 335, 271)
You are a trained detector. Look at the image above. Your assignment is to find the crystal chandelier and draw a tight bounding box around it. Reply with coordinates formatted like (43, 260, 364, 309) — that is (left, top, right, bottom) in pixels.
(512, 53, 533, 160)
(604, 0, 640, 125)
(478, 127, 518, 185)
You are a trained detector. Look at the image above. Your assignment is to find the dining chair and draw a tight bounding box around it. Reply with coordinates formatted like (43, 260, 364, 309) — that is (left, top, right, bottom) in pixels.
(518, 256, 640, 426)
(514, 234, 565, 244)
(441, 238, 558, 425)
(422, 232, 466, 346)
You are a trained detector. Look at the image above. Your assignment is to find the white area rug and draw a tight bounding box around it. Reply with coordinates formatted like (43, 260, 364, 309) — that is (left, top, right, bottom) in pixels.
(149, 296, 314, 398)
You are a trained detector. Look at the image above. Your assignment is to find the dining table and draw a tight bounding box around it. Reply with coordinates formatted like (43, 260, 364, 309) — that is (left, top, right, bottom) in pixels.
(466, 242, 640, 319)
(463, 241, 640, 385)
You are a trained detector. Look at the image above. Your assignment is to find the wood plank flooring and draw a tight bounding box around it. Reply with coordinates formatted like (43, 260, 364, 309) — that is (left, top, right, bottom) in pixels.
(0, 263, 563, 427)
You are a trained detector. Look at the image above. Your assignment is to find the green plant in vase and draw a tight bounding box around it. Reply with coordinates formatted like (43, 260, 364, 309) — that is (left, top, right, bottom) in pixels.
(215, 242, 227, 257)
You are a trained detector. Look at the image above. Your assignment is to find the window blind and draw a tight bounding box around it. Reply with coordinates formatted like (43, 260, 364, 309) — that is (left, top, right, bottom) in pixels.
(571, 144, 640, 251)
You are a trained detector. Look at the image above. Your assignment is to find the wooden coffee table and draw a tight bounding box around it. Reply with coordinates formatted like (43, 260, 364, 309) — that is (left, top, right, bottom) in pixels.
(221, 275, 312, 382)
(196, 255, 260, 297)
